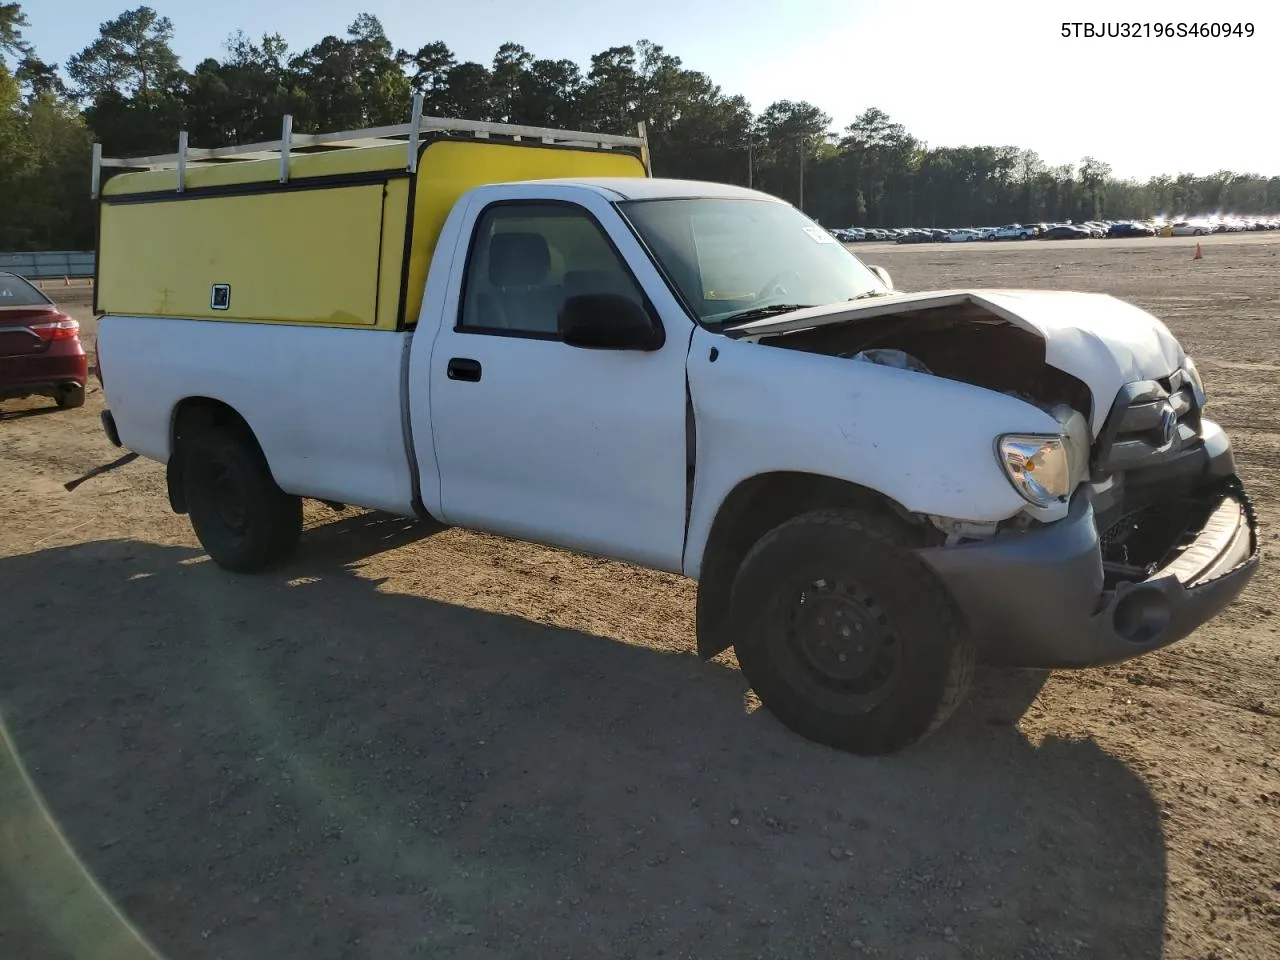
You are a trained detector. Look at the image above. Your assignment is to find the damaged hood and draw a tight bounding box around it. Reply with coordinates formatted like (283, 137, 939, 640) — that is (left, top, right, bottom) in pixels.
(730, 289, 1186, 434)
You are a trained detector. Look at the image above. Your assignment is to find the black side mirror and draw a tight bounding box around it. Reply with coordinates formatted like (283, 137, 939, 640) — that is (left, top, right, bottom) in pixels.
(559, 293, 663, 351)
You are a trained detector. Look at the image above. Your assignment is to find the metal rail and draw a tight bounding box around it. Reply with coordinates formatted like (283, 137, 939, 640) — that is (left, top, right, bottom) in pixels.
(91, 93, 652, 197)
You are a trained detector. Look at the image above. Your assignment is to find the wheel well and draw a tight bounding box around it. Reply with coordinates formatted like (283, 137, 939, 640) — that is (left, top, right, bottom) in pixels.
(166, 397, 258, 514)
(694, 472, 934, 660)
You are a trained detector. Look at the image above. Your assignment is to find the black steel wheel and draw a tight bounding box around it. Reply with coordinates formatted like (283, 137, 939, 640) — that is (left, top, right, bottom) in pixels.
(781, 576, 904, 711)
(182, 424, 302, 573)
(728, 508, 975, 755)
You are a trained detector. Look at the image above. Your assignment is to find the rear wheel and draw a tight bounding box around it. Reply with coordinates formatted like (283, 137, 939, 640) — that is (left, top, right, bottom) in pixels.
(56, 383, 85, 409)
(182, 424, 302, 573)
(728, 508, 975, 755)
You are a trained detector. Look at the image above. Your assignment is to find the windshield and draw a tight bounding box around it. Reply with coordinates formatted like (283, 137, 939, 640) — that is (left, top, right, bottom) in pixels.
(0, 273, 51, 307)
(616, 198, 886, 326)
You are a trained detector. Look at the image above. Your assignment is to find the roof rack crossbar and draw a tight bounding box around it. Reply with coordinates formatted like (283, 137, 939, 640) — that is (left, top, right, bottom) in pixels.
(176, 130, 188, 192)
(279, 113, 293, 183)
(408, 93, 423, 173)
(90, 143, 102, 198)
(91, 95, 652, 196)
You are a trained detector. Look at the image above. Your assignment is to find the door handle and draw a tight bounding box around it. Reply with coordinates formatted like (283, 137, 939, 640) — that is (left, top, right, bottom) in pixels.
(447, 357, 482, 382)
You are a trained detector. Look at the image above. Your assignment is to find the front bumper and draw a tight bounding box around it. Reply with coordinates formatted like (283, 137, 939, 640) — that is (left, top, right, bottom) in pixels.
(916, 476, 1259, 669)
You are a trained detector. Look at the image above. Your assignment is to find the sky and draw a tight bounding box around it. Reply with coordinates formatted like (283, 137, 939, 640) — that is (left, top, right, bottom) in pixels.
(23, 0, 1277, 180)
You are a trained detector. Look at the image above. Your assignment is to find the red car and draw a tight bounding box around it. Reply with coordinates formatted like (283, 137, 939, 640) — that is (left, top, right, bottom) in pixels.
(0, 271, 88, 410)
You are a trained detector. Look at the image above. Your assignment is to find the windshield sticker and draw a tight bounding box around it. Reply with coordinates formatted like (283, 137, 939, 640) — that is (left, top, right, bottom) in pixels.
(803, 226, 835, 243)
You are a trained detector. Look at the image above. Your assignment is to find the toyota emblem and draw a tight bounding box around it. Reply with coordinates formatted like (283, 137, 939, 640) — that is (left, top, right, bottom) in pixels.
(1159, 404, 1178, 446)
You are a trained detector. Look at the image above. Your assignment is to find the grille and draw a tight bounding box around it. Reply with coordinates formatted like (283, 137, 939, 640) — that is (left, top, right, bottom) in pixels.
(1091, 369, 1203, 475)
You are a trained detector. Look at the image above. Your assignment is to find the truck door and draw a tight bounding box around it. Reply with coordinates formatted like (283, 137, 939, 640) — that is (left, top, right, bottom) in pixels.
(424, 191, 692, 573)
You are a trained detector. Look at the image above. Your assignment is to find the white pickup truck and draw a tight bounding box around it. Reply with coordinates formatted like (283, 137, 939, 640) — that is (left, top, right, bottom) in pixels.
(91, 104, 1259, 755)
(990, 223, 1039, 240)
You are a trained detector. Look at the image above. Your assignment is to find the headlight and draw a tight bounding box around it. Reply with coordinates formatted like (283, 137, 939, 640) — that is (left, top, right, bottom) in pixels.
(997, 434, 1073, 506)
(1184, 357, 1207, 409)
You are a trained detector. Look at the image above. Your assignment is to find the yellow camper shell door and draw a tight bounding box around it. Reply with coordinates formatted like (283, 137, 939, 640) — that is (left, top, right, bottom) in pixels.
(99, 184, 389, 326)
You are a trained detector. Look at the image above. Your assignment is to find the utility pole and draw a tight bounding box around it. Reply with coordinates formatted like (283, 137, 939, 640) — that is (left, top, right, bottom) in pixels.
(747, 132, 754, 188)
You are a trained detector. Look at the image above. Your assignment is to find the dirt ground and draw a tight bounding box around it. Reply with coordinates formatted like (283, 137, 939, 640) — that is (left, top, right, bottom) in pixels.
(2, 233, 1278, 960)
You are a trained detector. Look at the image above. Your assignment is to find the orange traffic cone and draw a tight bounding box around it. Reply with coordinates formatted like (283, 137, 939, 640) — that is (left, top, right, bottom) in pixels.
(1193, 242, 1203, 260)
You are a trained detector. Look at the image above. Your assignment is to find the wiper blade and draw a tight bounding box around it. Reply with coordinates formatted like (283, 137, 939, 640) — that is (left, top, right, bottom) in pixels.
(715, 303, 815, 325)
(848, 290, 893, 301)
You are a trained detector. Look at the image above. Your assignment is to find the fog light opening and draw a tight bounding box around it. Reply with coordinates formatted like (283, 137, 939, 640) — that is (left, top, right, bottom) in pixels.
(1112, 588, 1172, 645)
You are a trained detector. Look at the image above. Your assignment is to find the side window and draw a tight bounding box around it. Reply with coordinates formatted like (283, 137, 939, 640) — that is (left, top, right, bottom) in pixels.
(458, 202, 648, 336)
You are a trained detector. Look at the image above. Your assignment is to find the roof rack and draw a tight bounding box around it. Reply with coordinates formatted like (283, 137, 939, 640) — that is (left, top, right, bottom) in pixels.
(91, 92, 651, 198)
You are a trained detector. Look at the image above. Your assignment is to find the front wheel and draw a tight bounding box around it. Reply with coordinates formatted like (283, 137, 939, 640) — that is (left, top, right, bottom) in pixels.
(728, 509, 975, 755)
(182, 424, 302, 573)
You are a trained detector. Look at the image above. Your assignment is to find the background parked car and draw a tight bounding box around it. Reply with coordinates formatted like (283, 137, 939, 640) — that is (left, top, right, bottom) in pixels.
(990, 223, 1038, 240)
(1040, 224, 1094, 240)
(0, 272, 88, 411)
(1108, 222, 1157, 238)
(895, 229, 934, 244)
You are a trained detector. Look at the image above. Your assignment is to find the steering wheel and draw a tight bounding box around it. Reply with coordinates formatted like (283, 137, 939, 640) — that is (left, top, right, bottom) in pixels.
(755, 269, 803, 301)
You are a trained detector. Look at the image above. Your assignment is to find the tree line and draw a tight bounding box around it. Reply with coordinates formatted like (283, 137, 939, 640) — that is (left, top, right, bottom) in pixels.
(2, 3, 1278, 251)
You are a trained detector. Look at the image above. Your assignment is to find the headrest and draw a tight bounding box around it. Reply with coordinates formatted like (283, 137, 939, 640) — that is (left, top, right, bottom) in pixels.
(563, 269, 627, 297)
(488, 232, 550, 286)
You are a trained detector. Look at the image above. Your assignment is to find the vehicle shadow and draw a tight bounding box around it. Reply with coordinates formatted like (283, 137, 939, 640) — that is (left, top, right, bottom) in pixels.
(0, 524, 1167, 960)
(0, 402, 61, 422)
(295, 508, 445, 568)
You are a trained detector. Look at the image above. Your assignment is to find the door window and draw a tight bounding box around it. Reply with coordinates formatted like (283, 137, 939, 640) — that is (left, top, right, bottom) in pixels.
(458, 203, 648, 337)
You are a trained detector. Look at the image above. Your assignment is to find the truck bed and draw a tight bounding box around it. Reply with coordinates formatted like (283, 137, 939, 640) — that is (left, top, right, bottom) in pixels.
(98, 315, 420, 517)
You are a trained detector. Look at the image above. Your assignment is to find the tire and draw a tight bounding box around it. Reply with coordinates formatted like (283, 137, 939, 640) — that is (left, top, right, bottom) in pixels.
(56, 383, 85, 409)
(182, 424, 302, 573)
(727, 508, 975, 755)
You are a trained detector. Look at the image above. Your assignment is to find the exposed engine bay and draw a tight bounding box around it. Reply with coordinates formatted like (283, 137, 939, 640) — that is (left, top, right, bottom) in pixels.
(749, 301, 1095, 424)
